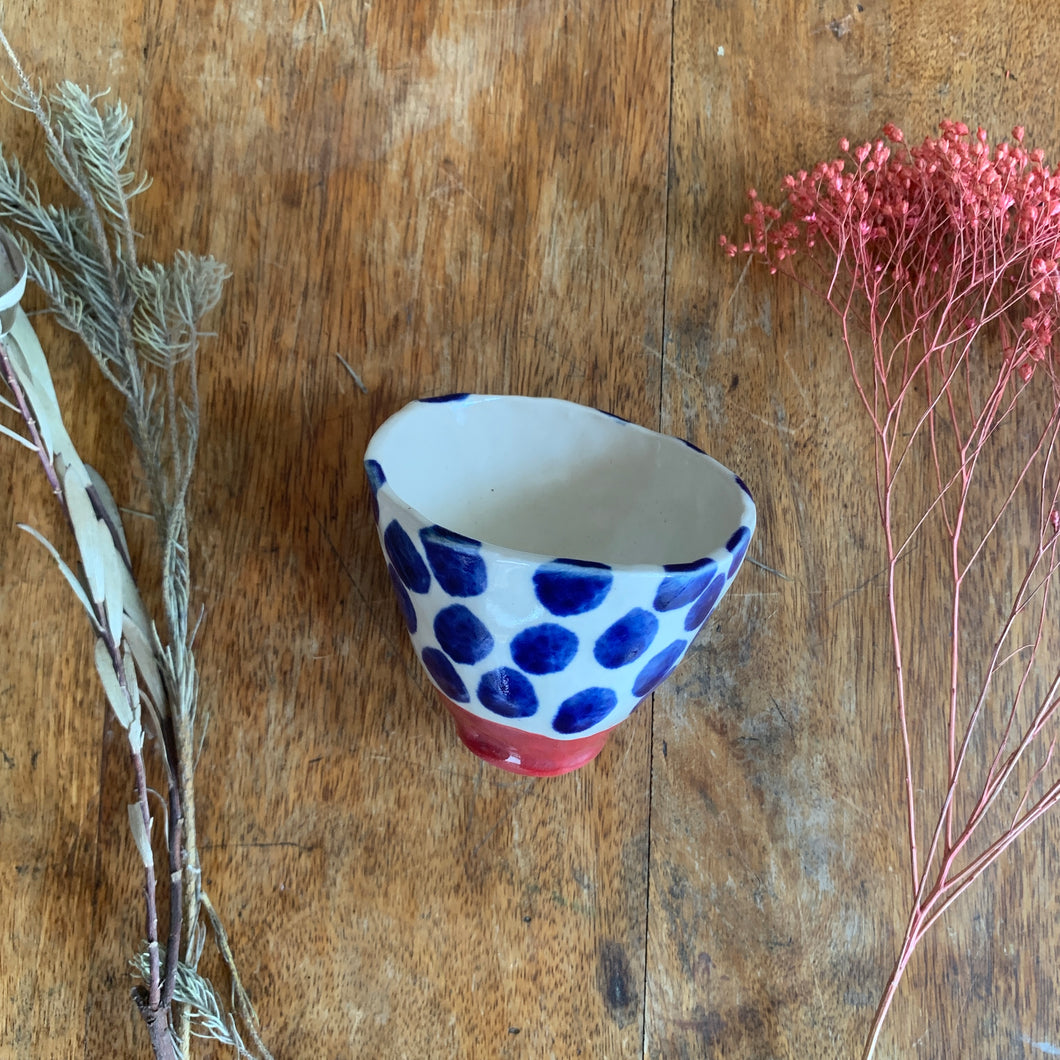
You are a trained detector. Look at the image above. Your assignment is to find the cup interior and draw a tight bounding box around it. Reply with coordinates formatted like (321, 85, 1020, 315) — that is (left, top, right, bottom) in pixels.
(366, 395, 751, 567)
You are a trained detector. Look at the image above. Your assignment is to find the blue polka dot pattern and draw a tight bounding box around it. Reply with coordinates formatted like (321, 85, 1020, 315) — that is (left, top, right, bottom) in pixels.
(684, 571, 727, 632)
(533, 559, 613, 616)
(736, 475, 752, 498)
(553, 687, 619, 734)
(376, 506, 751, 737)
(726, 526, 750, 555)
(511, 623, 579, 675)
(422, 646, 469, 703)
(594, 608, 659, 669)
(420, 525, 487, 597)
(633, 639, 688, 697)
(365, 460, 385, 522)
(726, 525, 751, 578)
(653, 558, 719, 612)
(384, 520, 431, 594)
(478, 667, 538, 718)
(387, 563, 417, 633)
(682, 438, 705, 454)
(365, 459, 386, 492)
(435, 604, 494, 664)
(366, 396, 759, 754)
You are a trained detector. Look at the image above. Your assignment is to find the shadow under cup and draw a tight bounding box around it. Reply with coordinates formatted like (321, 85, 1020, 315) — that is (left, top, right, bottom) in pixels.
(364, 394, 756, 776)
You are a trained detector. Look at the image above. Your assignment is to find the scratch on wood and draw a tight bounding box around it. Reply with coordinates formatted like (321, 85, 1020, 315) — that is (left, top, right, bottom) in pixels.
(828, 563, 890, 608)
(200, 839, 317, 854)
(770, 697, 795, 737)
(428, 166, 486, 213)
(643, 343, 705, 388)
(783, 348, 812, 412)
(726, 252, 755, 312)
(838, 793, 873, 820)
(739, 406, 798, 436)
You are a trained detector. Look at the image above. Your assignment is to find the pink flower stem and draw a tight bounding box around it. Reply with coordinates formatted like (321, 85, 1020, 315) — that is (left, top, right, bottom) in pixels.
(840, 311, 922, 893)
(726, 118, 1060, 1060)
(862, 900, 926, 1060)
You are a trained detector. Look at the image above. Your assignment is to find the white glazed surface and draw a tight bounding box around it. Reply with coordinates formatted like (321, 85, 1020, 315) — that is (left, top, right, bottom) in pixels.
(367, 394, 748, 566)
(364, 394, 756, 741)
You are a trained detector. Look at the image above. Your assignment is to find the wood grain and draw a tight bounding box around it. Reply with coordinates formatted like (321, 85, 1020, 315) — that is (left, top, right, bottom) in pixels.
(1, 1, 1060, 1058)
(655, 1, 1060, 1058)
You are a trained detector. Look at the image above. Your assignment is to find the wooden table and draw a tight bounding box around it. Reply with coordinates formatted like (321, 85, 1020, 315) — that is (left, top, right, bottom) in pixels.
(2, 2, 1059, 1057)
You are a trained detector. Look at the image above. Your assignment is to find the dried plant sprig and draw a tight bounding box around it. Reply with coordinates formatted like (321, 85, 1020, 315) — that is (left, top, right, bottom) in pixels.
(725, 122, 1060, 1056)
(0, 230, 184, 1058)
(0, 32, 270, 1060)
(130, 947, 256, 1059)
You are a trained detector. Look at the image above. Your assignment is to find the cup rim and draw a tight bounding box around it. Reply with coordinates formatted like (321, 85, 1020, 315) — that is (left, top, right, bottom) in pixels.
(365, 393, 756, 575)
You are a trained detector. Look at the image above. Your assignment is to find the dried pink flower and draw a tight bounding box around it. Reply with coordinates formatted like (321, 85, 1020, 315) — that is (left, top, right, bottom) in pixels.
(726, 122, 1060, 388)
(726, 123, 1060, 1058)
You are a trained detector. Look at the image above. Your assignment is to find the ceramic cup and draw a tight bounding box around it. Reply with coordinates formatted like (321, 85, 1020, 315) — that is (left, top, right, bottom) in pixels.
(363, 394, 756, 776)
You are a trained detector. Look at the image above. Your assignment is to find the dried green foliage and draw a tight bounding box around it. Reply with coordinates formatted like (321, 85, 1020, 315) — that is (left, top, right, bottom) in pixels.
(0, 32, 269, 1060)
(131, 948, 259, 1059)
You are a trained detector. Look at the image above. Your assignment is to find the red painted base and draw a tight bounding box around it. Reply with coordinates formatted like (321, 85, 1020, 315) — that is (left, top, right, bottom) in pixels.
(441, 698, 613, 776)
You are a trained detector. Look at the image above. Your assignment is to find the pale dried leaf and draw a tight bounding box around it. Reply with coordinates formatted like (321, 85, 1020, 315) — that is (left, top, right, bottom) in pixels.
(127, 803, 153, 870)
(3, 334, 58, 457)
(64, 472, 106, 604)
(0, 420, 36, 451)
(6, 308, 61, 407)
(99, 525, 125, 645)
(122, 608, 166, 713)
(85, 464, 132, 567)
(94, 637, 133, 729)
(0, 227, 27, 316)
(61, 459, 127, 641)
(18, 522, 100, 632)
(122, 647, 143, 753)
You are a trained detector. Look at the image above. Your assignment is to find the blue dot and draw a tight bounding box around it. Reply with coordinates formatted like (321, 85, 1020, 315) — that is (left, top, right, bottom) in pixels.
(434, 604, 494, 664)
(420, 392, 470, 403)
(422, 647, 469, 703)
(387, 563, 417, 633)
(726, 526, 750, 554)
(511, 623, 579, 675)
(553, 687, 619, 735)
(653, 558, 720, 611)
(533, 559, 613, 616)
(364, 459, 386, 492)
(682, 438, 705, 454)
(735, 475, 753, 499)
(601, 409, 632, 424)
(478, 667, 538, 719)
(594, 608, 659, 669)
(384, 520, 431, 594)
(727, 526, 751, 578)
(632, 639, 688, 697)
(420, 525, 487, 597)
(684, 571, 727, 631)
(365, 460, 385, 522)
